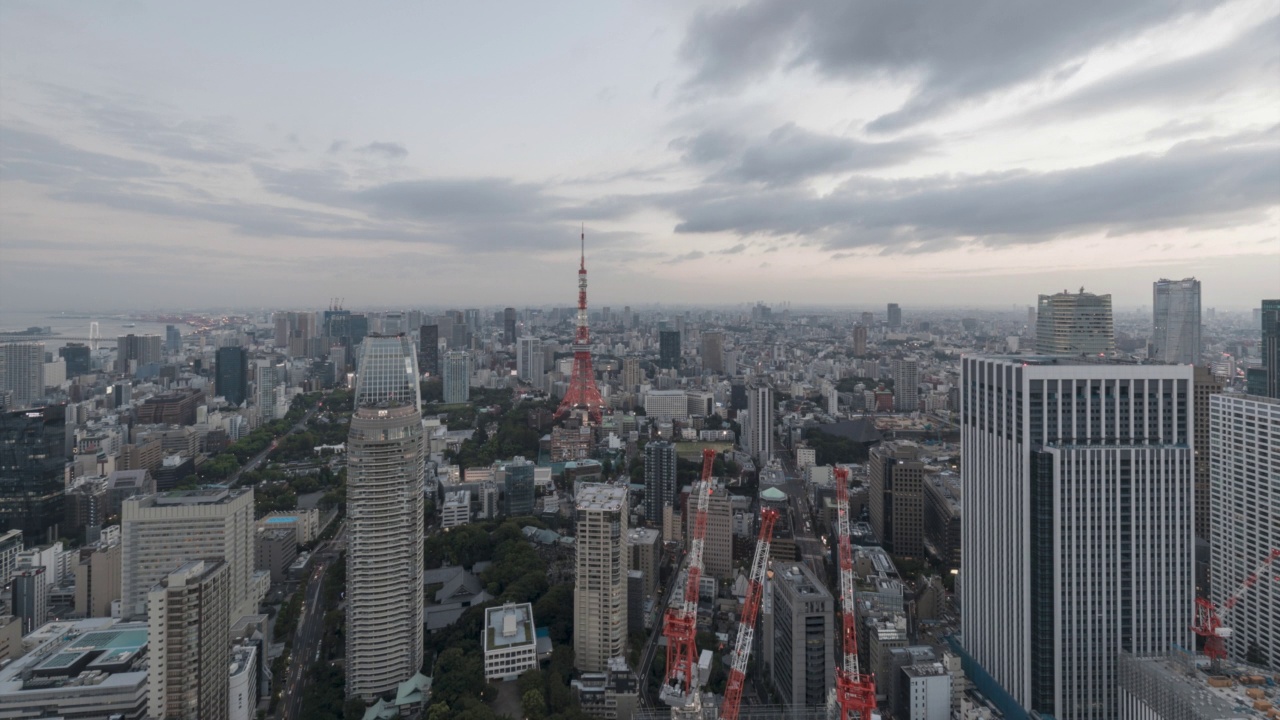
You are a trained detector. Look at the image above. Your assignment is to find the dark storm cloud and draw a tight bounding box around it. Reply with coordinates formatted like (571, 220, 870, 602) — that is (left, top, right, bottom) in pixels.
(660, 128, 1280, 250)
(356, 141, 409, 159)
(669, 129, 743, 164)
(681, 0, 1226, 131)
(0, 126, 160, 183)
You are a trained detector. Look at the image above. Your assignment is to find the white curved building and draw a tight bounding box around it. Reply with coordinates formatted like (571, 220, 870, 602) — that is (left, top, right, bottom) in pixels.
(345, 401, 425, 700)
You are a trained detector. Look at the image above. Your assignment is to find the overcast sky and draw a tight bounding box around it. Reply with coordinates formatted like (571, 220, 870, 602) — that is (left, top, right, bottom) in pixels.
(1, 0, 1276, 313)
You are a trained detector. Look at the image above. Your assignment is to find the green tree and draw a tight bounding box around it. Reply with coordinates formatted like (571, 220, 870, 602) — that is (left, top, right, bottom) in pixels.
(522, 689, 547, 720)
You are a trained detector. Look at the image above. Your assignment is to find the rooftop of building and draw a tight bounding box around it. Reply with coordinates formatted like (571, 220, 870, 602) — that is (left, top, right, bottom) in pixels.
(576, 483, 627, 511)
(1121, 651, 1280, 720)
(772, 562, 830, 599)
(0, 618, 148, 694)
(150, 486, 246, 506)
(484, 602, 536, 652)
(443, 490, 470, 506)
(229, 644, 256, 678)
(627, 527, 661, 545)
(903, 662, 948, 678)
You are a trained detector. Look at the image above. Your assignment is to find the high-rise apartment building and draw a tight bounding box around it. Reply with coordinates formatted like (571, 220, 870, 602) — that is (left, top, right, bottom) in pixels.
(658, 330, 681, 370)
(626, 528, 661, 598)
(887, 303, 902, 329)
(574, 484, 628, 673)
(346, 403, 425, 700)
(869, 441, 926, 557)
(354, 335, 421, 412)
(892, 358, 920, 413)
(0, 405, 67, 544)
(1209, 393, 1279, 670)
(1151, 278, 1201, 364)
(1192, 366, 1223, 541)
(215, 346, 249, 406)
(764, 562, 835, 707)
(418, 325, 439, 377)
(621, 356, 642, 392)
(120, 487, 255, 621)
(1034, 290, 1115, 355)
(746, 381, 774, 464)
(852, 324, 868, 356)
(503, 457, 535, 516)
(147, 559, 230, 720)
(961, 356, 1194, 719)
(74, 538, 121, 618)
(116, 334, 162, 374)
(504, 307, 517, 345)
(443, 350, 471, 404)
(517, 336, 544, 383)
(1263, 299, 1280, 399)
(700, 331, 725, 374)
(255, 360, 281, 423)
(691, 482, 733, 580)
(0, 342, 45, 408)
(644, 441, 677, 525)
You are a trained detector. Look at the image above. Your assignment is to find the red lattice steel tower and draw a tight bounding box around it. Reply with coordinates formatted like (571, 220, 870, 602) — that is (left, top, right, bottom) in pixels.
(556, 228, 605, 423)
(659, 449, 716, 718)
(833, 466, 877, 720)
(721, 506, 778, 720)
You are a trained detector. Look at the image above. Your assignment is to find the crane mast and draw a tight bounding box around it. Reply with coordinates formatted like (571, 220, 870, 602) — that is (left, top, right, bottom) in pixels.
(720, 507, 778, 720)
(832, 466, 877, 720)
(1194, 547, 1279, 672)
(660, 448, 718, 718)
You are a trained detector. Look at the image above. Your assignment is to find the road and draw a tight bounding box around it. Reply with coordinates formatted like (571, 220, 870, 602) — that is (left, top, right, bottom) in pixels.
(280, 520, 346, 720)
(637, 547, 682, 709)
(229, 405, 320, 485)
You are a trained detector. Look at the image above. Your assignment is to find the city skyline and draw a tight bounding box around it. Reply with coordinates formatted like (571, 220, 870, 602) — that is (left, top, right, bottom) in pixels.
(1, 2, 1277, 311)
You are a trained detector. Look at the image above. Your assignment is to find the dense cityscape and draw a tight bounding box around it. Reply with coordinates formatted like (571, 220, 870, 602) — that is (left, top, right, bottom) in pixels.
(2, 3, 1278, 720)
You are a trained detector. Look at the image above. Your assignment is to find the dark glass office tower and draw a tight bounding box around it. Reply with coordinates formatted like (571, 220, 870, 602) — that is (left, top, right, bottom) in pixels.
(58, 343, 92, 377)
(0, 405, 69, 545)
(418, 325, 439, 376)
(1263, 299, 1280, 399)
(658, 330, 680, 369)
(215, 346, 249, 406)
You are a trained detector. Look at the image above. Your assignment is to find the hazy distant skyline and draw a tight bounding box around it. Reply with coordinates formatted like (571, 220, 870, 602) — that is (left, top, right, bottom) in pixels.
(1, 1, 1276, 312)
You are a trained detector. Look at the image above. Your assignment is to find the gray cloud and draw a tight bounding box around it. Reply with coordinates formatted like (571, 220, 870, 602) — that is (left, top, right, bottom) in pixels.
(669, 129, 743, 164)
(665, 250, 706, 264)
(716, 243, 748, 254)
(356, 141, 409, 159)
(660, 128, 1280, 250)
(0, 126, 160, 183)
(681, 0, 1226, 131)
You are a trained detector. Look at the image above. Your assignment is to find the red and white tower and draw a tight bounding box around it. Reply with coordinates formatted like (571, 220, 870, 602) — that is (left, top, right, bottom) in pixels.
(556, 228, 605, 423)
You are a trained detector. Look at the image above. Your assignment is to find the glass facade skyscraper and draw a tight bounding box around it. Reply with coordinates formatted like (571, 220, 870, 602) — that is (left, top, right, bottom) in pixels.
(215, 346, 249, 406)
(1151, 277, 1201, 364)
(0, 405, 69, 545)
(353, 336, 421, 412)
(1035, 290, 1115, 355)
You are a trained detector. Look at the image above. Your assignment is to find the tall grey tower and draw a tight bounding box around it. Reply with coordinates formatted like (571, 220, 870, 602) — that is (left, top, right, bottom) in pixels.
(1151, 277, 1201, 364)
(746, 381, 774, 464)
(643, 441, 677, 524)
(574, 484, 628, 673)
(1035, 290, 1115, 355)
(346, 338, 425, 701)
(960, 356, 1194, 720)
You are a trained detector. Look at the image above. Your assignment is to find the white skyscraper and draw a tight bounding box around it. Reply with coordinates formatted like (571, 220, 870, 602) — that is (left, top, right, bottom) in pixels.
(1209, 393, 1279, 670)
(961, 356, 1194, 720)
(0, 342, 45, 409)
(574, 483, 628, 673)
(443, 350, 471, 404)
(346, 402, 425, 700)
(746, 381, 774, 464)
(1151, 277, 1202, 364)
(892, 357, 920, 413)
(354, 335, 421, 412)
(255, 360, 280, 423)
(1035, 290, 1115, 355)
(517, 336, 543, 383)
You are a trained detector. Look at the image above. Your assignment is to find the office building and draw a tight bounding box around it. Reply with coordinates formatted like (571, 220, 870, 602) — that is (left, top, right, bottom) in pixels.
(659, 330, 681, 370)
(1264, 299, 1280, 399)
(135, 388, 205, 426)
(644, 441, 677, 525)
(441, 490, 471, 529)
(503, 456, 535, 516)
(701, 331, 725, 374)
(504, 307, 517, 345)
(418, 324, 439, 376)
(483, 602, 539, 681)
(0, 405, 67, 544)
(693, 482, 733, 580)
(255, 528, 297, 583)
(888, 303, 902, 329)
(216, 346, 249, 406)
(58, 343, 92, 378)
(852, 324, 868, 356)
(517, 336, 544, 383)
(12, 567, 48, 634)
(148, 559, 230, 720)
(1035, 290, 1115, 355)
(354, 335, 421, 412)
(229, 644, 258, 720)
(869, 441, 927, 558)
(1192, 366, 1223, 541)
(922, 472, 961, 569)
(746, 381, 774, 464)
(765, 562, 835, 707)
(165, 325, 181, 354)
(1151, 278, 1201, 364)
(893, 358, 920, 413)
(644, 389, 689, 420)
(120, 487, 255, 621)
(0, 618, 150, 720)
(74, 538, 121, 617)
(574, 483, 628, 673)
(0, 342, 44, 408)
(627, 527, 661, 598)
(960, 356, 1194, 719)
(346, 403, 425, 700)
(443, 350, 471, 404)
(901, 663, 951, 720)
(1209, 393, 1279, 670)
(0, 529, 21, 583)
(116, 334, 162, 374)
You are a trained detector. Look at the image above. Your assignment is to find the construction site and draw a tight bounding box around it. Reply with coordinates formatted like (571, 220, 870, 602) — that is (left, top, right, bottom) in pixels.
(1119, 646, 1280, 720)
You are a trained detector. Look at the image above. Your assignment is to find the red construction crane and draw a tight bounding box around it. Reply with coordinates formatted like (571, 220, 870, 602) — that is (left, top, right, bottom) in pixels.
(720, 507, 779, 720)
(660, 448, 718, 718)
(1194, 547, 1280, 672)
(832, 466, 877, 720)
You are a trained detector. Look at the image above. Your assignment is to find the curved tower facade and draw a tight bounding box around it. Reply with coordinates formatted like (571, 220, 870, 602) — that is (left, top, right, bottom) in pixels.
(353, 335, 421, 412)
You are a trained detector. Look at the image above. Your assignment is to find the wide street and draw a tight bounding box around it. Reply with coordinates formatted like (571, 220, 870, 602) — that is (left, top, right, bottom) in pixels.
(229, 404, 321, 485)
(279, 521, 346, 720)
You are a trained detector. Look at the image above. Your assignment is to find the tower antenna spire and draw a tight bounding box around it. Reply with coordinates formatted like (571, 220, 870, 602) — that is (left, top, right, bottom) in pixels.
(581, 223, 585, 269)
